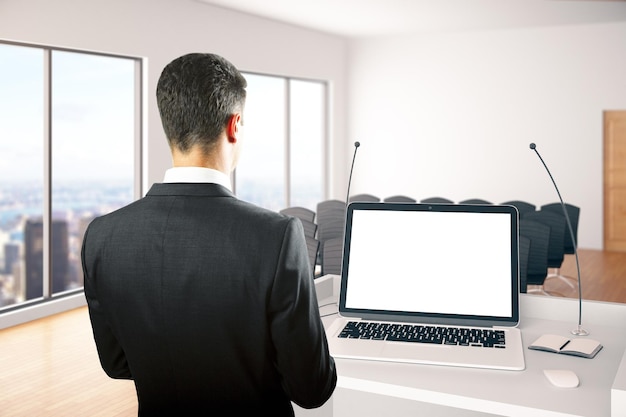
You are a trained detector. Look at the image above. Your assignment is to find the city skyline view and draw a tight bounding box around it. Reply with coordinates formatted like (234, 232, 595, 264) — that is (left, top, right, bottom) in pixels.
(0, 179, 133, 308)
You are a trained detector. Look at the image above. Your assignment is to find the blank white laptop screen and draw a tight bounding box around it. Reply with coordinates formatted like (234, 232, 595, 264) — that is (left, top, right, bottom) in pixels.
(339, 202, 520, 327)
(346, 210, 511, 316)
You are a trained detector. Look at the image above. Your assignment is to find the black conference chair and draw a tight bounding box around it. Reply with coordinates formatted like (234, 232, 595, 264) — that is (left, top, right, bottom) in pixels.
(541, 203, 580, 254)
(519, 218, 551, 295)
(518, 235, 531, 294)
(383, 195, 417, 203)
(458, 198, 492, 205)
(321, 236, 344, 276)
(316, 199, 345, 216)
(541, 202, 581, 287)
(522, 210, 568, 293)
(316, 199, 346, 268)
(279, 206, 316, 224)
(420, 197, 454, 204)
(501, 200, 536, 216)
(298, 218, 318, 241)
(316, 199, 346, 241)
(317, 218, 344, 267)
(280, 206, 317, 240)
(348, 193, 380, 203)
(305, 235, 321, 277)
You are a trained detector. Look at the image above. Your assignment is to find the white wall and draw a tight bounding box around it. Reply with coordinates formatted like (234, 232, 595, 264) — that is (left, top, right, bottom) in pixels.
(0, 0, 350, 197)
(347, 22, 626, 249)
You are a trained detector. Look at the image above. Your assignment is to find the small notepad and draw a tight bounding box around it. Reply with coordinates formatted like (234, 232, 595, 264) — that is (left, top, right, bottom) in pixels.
(528, 334, 603, 359)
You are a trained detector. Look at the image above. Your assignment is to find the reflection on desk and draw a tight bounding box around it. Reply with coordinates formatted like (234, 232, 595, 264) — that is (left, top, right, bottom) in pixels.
(305, 274, 626, 417)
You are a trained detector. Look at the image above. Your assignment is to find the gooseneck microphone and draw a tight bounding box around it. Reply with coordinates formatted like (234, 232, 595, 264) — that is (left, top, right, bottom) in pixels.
(529, 143, 588, 336)
(346, 141, 361, 205)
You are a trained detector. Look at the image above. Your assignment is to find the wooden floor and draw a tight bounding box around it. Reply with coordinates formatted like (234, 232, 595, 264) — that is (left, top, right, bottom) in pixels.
(1, 305, 138, 416)
(540, 249, 626, 303)
(1, 249, 625, 416)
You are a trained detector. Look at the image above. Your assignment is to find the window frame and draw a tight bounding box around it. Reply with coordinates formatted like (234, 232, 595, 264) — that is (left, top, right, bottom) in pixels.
(235, 71, 329, 209)
(0, 40, 143, 329)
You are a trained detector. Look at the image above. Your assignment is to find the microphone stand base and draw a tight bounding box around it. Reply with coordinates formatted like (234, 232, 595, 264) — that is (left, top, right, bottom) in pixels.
(571, 325, 589, 336)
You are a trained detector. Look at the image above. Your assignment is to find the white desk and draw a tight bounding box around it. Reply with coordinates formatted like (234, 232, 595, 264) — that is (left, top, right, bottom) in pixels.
(302, 275, 626, 417)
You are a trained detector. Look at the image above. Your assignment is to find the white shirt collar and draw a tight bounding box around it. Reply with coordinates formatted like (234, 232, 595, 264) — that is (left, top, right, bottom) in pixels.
(162, 167, 232, 191)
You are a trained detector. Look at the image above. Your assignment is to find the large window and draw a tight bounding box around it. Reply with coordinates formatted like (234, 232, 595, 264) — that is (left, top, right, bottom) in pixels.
(0, 42, 140, 312)
(235, 73, 326, 211)
(0, 51, 323, 318)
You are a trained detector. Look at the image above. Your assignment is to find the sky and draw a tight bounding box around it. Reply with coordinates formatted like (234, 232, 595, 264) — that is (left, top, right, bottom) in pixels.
(0, 44, 135, 183)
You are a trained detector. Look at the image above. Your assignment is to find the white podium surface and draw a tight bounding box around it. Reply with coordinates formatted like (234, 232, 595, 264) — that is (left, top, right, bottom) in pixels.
(309, 275, 626, 417)
(613, 350, 626, 416)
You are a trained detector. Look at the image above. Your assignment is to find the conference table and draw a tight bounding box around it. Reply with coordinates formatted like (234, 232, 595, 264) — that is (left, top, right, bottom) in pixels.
(295, 275, 626, 417)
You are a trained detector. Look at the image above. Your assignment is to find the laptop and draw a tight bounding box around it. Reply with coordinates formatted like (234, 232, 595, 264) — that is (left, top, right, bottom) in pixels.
(325, 202, 526, 371)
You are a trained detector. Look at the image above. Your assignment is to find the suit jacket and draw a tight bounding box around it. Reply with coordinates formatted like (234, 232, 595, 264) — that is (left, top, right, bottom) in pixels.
(82, 183, 336, 416)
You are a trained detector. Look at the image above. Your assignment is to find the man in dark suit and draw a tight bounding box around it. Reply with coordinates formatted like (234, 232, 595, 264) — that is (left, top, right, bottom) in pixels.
(81, 53, 336, 416)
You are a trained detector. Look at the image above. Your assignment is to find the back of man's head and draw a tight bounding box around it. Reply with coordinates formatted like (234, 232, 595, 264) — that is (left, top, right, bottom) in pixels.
(156, 53, 247, 153)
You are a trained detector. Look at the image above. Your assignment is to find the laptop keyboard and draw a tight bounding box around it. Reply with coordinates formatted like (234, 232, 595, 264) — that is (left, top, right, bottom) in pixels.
(338, 321, 506, 348)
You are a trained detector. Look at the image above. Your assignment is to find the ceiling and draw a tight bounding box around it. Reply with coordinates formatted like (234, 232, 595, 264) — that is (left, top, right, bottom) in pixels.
(198, 0, 626, 38)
